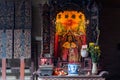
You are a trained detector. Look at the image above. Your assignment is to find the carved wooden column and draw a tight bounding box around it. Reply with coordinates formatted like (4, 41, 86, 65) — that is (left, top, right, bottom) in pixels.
(14, 0, 32, 79)
(0, 0, 13, 79)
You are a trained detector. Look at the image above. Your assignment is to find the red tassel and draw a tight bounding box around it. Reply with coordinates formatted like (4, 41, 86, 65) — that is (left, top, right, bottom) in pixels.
(81, 35, 86, 45)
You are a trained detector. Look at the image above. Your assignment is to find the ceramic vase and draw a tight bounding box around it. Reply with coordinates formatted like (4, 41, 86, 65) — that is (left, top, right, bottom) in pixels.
(68, 64, 80, 76)
(81, 45, 88, 57)
(92, 62, 98, 75)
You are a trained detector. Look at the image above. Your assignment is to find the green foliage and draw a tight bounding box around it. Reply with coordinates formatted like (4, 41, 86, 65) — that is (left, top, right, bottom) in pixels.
(87, 42, 101, 63)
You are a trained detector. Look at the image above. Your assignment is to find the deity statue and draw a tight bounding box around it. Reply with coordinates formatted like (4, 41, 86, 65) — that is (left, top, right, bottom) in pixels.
(54, 11, 87, 62)
(62, 34, 79, 63)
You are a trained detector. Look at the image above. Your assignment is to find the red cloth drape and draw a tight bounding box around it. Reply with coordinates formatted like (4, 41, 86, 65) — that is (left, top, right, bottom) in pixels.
(54, 33, 59, 58)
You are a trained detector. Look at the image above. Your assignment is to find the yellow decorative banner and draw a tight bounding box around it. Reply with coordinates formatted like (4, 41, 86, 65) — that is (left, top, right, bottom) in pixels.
(55, 11, 86, 36)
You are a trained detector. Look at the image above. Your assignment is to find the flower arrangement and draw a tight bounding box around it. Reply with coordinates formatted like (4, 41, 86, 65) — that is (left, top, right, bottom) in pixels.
(87, 42, 101, 63)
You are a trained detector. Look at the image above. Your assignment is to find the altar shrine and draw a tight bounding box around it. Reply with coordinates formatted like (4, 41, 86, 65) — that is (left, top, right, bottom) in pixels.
(38, 0, 106, 79)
